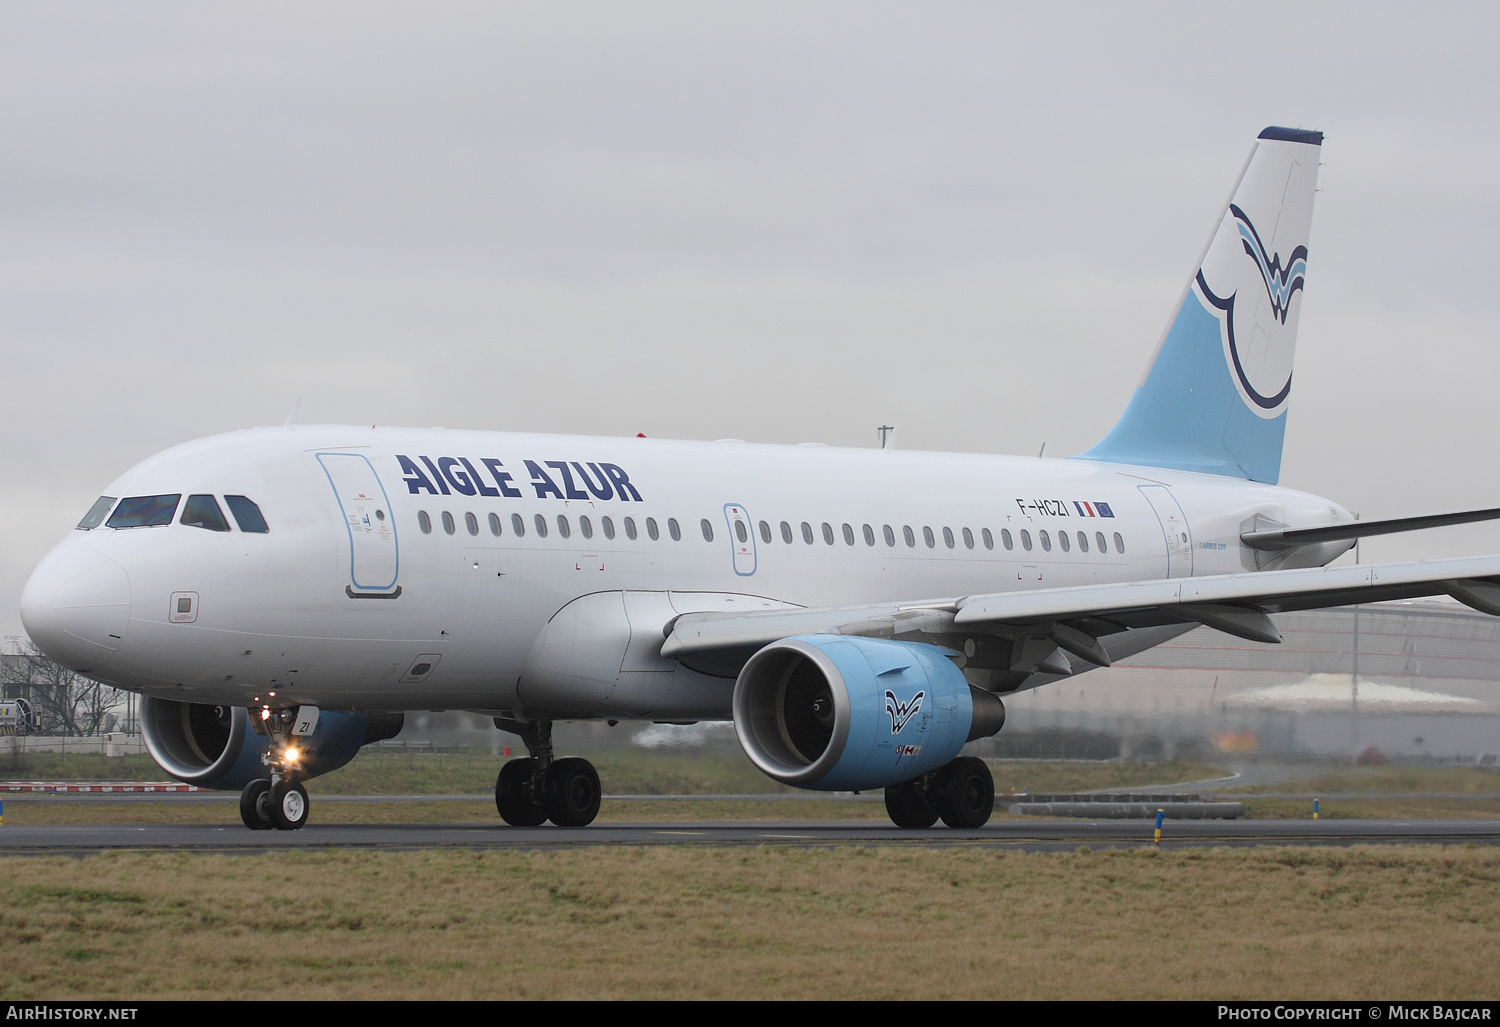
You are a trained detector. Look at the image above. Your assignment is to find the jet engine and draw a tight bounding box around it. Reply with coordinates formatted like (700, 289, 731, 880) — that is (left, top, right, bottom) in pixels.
(731, 634, 1005, 791)
(140, 696, 404, 790)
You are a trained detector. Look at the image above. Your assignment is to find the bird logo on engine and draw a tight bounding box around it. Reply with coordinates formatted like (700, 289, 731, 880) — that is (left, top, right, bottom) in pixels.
(884, 689, 925, 734)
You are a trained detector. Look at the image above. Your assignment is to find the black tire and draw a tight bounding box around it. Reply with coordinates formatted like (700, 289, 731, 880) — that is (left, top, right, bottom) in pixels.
(239, 779, 273, 831)
(495, 758, 548, 827)
(884, 779, 940, 828)
(935, 757, 995, 829)
(267, 780, 309, 831)
(542, 757, 601, 827)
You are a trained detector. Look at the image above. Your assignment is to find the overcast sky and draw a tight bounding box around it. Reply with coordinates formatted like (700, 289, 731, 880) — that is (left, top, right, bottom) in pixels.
(4, 3, 1500, 641)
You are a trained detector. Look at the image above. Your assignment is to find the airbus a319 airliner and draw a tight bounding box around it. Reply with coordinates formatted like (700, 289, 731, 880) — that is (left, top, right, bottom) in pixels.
(22, 127, 1500, 831)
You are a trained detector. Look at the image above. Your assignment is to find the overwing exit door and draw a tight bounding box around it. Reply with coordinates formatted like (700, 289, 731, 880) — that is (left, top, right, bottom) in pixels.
(723, 503, 756, 576)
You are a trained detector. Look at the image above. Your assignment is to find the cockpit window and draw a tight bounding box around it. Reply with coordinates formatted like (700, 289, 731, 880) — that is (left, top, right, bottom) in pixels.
(76, 496, 117, 530)
(106, 494, 181, 528)
(180, 495, 231, 532)
(224, 495, 269, 533)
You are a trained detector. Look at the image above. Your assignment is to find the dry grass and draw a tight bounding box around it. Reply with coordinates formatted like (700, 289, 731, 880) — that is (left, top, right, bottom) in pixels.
(0, 845, 1495, 1000)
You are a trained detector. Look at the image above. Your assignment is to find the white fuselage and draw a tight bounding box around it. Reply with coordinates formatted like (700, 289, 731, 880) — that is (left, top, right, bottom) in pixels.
(20, 425, 1353, 718)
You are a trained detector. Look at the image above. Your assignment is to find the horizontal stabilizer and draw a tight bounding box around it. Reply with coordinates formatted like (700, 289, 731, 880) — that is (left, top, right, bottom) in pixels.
(1241, 507, 1500, 551)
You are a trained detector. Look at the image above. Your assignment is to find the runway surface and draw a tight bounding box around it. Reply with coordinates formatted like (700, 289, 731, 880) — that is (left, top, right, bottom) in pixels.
(1, 817, 1496, 855)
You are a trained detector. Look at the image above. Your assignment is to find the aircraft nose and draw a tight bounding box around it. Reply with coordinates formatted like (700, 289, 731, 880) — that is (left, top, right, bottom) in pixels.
(20, 547, 132, 670)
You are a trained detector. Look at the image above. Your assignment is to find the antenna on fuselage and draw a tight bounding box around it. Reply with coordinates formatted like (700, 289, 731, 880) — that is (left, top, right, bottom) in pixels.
(284, 397, 302, 426)
(878, 425, 896, 450)
(1038, 442, 1047, 458)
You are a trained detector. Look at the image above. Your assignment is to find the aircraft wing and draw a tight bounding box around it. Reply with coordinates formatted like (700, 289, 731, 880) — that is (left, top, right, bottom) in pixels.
(662, 554, 1500, 666)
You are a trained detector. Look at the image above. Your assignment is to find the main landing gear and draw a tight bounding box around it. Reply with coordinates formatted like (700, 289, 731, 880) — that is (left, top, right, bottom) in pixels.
(239, 706, 312, 831)
(493, 719, 602, 828)
(884, 756, 995, 829)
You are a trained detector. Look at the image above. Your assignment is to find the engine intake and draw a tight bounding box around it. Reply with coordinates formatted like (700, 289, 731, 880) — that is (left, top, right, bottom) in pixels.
(732, 634, 1004, 791)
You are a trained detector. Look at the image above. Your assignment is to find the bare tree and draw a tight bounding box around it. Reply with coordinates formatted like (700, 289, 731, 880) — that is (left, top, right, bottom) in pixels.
(1, 637, 122, 736)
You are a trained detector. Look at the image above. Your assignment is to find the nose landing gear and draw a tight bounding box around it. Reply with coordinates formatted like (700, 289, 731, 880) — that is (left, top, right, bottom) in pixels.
(238, 705, 313, 831)
(493, 719, 602, 827)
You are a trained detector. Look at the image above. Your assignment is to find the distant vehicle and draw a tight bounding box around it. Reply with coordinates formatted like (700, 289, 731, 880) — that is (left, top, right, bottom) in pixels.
(21, 127, 1500, 833)
(0, 697, 37, 736)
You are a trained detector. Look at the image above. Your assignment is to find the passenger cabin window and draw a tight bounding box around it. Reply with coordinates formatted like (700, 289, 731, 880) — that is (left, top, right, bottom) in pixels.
(963, 527, 974, 550)
(702, 519, 714, 542)
(625, 516, 638, 540)
(984, 528, 995, 550)
(842, 523, 855, 546)
(821, 522, 834, 546)
(1077, 531, 1089, 553)
(1114, 532, 1125, 553)
(107, 494, 181, 529)
(942, 527, 955, 549)
(442, 511, 456, 535)
(1000, 528, 1012, 551)
(1020, 530, 1032, 551)
(181, 495, 230, 532)
(1058, 530, 1070, 552)
(580, 515, 593, 539)
(1039, 530, 1051, 552)
(418, 511, 432, 534)
(863, 524, 875, 547)
(1095, 531, 1107, 553)
(465, 512, 479, 536)
(489, 513, 503, 536)
(903, 525, 915, 548)
(781, 521, 794, 544)
(534, 514, 549, 538)
(602, 516, 616, 540)
(883, 525, 895, 547)
(801, 522, 814, 545)
(646, 517, 660, 541)
(512, 513, 526, 537)
(735, 520, 748, 544)
(759, 521, 772, 544)
(556, 515, 571, 539)
(668, 518, 681, 541)
(225, 496, 269, 533)
(76, 496, 117, 530)
(922, 526, 935, 549)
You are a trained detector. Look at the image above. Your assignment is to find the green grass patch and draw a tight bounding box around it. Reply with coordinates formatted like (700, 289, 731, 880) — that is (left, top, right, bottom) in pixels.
(988, 758, 1224, 794)
(0, 752, 162, 781)
(1228, 765, 1500, 797)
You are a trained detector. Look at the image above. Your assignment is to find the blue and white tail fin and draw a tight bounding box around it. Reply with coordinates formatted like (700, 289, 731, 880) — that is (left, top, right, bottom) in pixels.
(1078, 127, 1322, 484)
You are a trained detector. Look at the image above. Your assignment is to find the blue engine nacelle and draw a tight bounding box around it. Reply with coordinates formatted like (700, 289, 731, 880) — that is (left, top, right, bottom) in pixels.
(731, 634, 1005, 791)
(139, 697, 404, 790)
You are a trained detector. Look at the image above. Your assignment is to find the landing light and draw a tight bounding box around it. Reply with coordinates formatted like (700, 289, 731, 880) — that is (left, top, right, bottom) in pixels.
(259, 708, 271, 721)
(285, 747, 300, 763)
